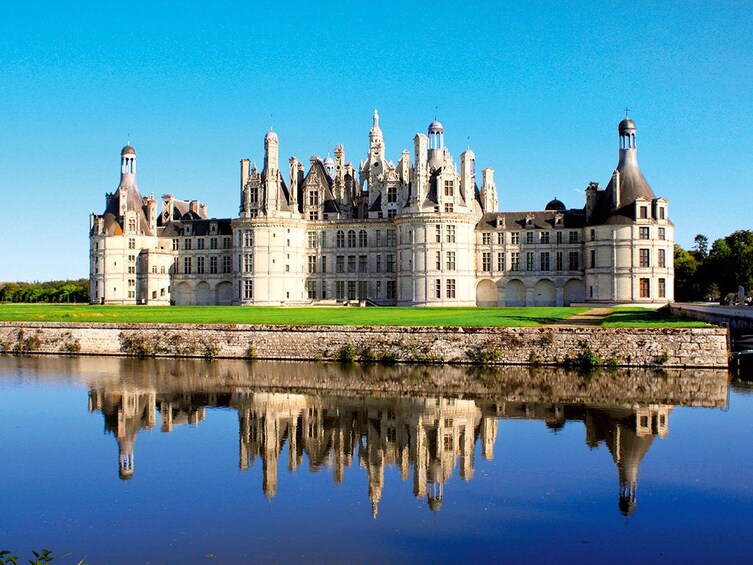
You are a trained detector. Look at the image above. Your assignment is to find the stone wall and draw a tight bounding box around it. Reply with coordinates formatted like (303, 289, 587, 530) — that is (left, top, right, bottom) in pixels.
(0, 322, 729, 368)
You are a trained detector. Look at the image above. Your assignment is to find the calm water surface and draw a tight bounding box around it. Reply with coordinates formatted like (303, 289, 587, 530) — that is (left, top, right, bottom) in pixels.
(1, 356, 751, 564)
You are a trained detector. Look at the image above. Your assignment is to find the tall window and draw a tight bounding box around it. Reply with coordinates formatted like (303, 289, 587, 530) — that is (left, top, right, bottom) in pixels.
(336, 230, 345, 247)
(482, 252, 491, 272)
(435, 225, 441, 243)
(387, 185, 397, 203)
(639, 248, 650, 267)
(376, 230, 382, 246)
(447, 225, 456, 243)
(183, 257, 192, 274)
(308, 190, 319, 206)
(446, 279, 456, 299)
(526, 252, 534, 271)
(386, 230, 396, 246)
(244, 254, 253, 273)
(526, 231, 534, 244)
(223, 237, 231, 249)
(435, 279, 441, 299)
(640, 278, 650, 298)
(386, 255, 396, 273)
(307, 280, 317, 299)
(347, 230, 356, 247)
(128, 238, 136, 250)
(482, 232, 491, 245)
(511, 252, 520, 271)
(210, 237, 218, 249)
(556, 252, 563, 271)
(358, 255, 368, 273)
(659, 278, 666, 298)
(358, 230, 368, 247)
(336, 256, 345, 273)
(556, 231, 562, 244)
(446, 252, 456, 271)
(444, 180, 453, 197)
(222, 256, 231, 273)
(336, 281, 345, 300)
(376, 255, 382, 273)
(321, 256, 327, 273)
(568, 251, 579, 270)
(210, 256, 218, 274)
(590, 249, 596, 268)
(308, 256, 317, 273)
(386, 281, 396, 300)
(640, 206, 648, 219)
(347, 255, 356, 273)
(497, 232, 505, 245)
(569, 231, 578, 243)
(511, 232, 520, 245)
(658, 227, 666, 240)
(347, 281, 357, 300)
(307, 231, 318, 248)
(497, 252, 505, 271)
(658, 248, 666, 268)
(541, 252, 550, 271)
(541, 231, 550, 244)
(244, 280, 253, 300)
(197, 238, 205, 250)
(435, 251, 442, 270)
(196, 256, 205, 274)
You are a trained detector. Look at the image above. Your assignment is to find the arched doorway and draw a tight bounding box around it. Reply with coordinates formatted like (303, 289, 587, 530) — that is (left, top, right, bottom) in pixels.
(564, 279, 585, 305)
(196, 281, 210, 306)
(173, 282, 192, 305)
(534, 279, 556, 306)
(476, 279, 497, 306)
(505, 279, 526, 307)
(216, 281, 233, 305)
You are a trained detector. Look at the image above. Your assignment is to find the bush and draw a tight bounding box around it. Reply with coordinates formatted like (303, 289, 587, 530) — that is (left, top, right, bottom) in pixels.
(337, 344, 357, 363)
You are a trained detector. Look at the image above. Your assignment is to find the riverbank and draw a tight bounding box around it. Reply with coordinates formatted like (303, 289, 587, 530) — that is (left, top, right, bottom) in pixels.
(0, 321, 729, 367)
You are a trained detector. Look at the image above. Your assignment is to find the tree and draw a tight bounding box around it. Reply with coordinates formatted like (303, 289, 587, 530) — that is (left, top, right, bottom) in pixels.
(693, 234, 709, 258)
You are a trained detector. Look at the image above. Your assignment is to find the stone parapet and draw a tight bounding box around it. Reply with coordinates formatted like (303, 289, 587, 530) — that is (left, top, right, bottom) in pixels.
(0, 322, 729, 368)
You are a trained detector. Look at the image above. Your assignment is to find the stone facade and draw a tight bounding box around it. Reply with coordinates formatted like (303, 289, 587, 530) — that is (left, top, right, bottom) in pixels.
(0, 323, 729, 367)
(89, 114, 674, 306)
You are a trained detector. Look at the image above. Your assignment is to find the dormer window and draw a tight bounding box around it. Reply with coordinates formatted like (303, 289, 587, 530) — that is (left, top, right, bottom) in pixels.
(210, 223, 218, 235)
(639, 206, 648, 219)
(525, 214, 534, 228)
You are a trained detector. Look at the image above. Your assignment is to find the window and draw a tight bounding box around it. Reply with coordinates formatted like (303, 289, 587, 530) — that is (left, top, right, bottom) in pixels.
(497, 232, 505, 245)
(511, 232, 520, 245)
(196, 256, 205, 274)
(386, 254, 396, 273)
(127, 266, 135, 274)
(435, 279, 441, 299)
(222, 256, 231, 273)
(590, 229, 595, 242)
(446, 251, 456, 271)
(511, 252, 520, 271)
(197, 238, 205, 250)
(358, 230, 368, 247)
(556, 231, 562, 244)
(640, 206, 648, 219)
(526, 231, 534, 244)
(210, 237, 218, 249)
(359, 255, 368, 273)
(320, 256, 327, 273)
(128, 278, 135, 287)
(321, 281, 327, 299)
(386, 281, 396, 300)
(447, 225, 456, 243)
(659, 278, 666, 298)
(308, 190, 319, 206)
(387, 209, 396, 219)
(659, 207, 665, 220)
(386, 230, 396, 246)
(526, 252, 534, 271)
(482, 252, 491, 272)
(210, 256, 218, 274)
(444, 203, 454, 213)
(128, 218, 136, 232)
(243, 231, 253, 247)
(336, 230, 345, 247)
(128, 238, 135, 250)
(307, 280, 317, 299)
(435, 251, 441, 270)
(183, 257, 192, 274)
(308, 256, 317, 273)
(307, 231, 318, 248)
(347, 230, 356, 247)
(569, 231, 578, 243)
(376, 255, 382, 273)
(347, 255, 356, 273)
(387, 185, 397, 203)
(244, 280, 253, 300)
(639, 227, 650, 239)
(223, 237, 231, 249)
(375, 230, 382, 246)
(336, 256, 345, 273)
(640, 278, 650, 298)
(541, 231, 550, 244)
(590, 250, 596, 268)
(658, 248, 666, 268)
(243, 254, 253, 273)
(541, 252, 550, 271)
(347, 281, 357, 300)
(556, 252, 563, 271)
(658, 227, 666, 240)
(639, 248, 650, 267)
(446, 279, 456, 299)
(497, 253, 505, 271)
(444, 180, 453, 197)
(568, 251, 579, 270)
(321, 231, 327, 248)
(435, 225, 441, 243)
(336, 281, 345, 300)
(172, 239, 179, 251)
(482, 232, 491, 245)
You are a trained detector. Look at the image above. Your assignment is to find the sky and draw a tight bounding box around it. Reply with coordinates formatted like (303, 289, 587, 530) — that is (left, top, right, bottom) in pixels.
(1, 1, 751, 281)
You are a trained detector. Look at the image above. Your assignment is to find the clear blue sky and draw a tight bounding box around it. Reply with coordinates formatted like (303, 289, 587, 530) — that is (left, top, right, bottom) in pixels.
(1, 1, 751, 281)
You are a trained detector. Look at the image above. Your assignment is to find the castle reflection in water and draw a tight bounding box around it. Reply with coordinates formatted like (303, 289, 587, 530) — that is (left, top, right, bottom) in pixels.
(89, 386, 674, 518)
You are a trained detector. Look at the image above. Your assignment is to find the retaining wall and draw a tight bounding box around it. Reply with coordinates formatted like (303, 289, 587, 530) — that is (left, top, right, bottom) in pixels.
(0, 322, 729, 368)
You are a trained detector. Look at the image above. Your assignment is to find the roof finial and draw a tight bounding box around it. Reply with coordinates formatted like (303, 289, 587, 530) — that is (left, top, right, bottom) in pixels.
(466, 135, 470, 150)
(127, 132, 131, 146)
(624, 107, 630, 118)
(270, 113, 274, 131)
(434, 105, 438, 121)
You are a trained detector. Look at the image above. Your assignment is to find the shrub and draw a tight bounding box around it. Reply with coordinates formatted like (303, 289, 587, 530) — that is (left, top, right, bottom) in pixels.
(337, 344, 357, 363)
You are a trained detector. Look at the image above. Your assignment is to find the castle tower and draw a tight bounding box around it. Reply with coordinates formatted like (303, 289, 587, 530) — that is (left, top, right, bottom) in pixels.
(427, 119, 444, 170)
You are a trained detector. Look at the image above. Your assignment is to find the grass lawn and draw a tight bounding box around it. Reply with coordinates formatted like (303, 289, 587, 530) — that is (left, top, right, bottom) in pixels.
(0, 304, 589, 327)
(601, 307, 709, 328)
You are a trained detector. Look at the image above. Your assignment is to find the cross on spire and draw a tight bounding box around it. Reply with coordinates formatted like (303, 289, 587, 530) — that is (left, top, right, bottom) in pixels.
(624, 107, 630, 118)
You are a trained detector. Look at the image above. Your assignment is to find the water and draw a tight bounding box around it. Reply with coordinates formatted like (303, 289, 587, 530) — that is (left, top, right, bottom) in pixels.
(0, 356, 751, 564)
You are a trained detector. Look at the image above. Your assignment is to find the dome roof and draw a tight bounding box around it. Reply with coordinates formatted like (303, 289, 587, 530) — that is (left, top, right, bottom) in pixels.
(428, 120, 444, 134)
(323, 155, 334, 167)
(618, 118, 636, 132)
(121, 144, 135, 155)
(545, 197, 566, 211)
(265, 128, 278, 141)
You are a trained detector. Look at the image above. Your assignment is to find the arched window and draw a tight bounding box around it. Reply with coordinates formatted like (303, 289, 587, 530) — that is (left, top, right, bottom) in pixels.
(358, 230, 368, 247)
(336, 230, 345, 248)
(347, 230, 356, 247)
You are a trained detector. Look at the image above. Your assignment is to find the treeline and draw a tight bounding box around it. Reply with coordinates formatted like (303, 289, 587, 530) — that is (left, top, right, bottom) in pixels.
(0, 279, 90, 303)
(675, 230, 753, 302)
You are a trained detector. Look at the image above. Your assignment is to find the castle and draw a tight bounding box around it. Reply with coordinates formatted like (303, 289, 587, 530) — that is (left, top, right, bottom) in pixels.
(89, 113, 674, 306)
